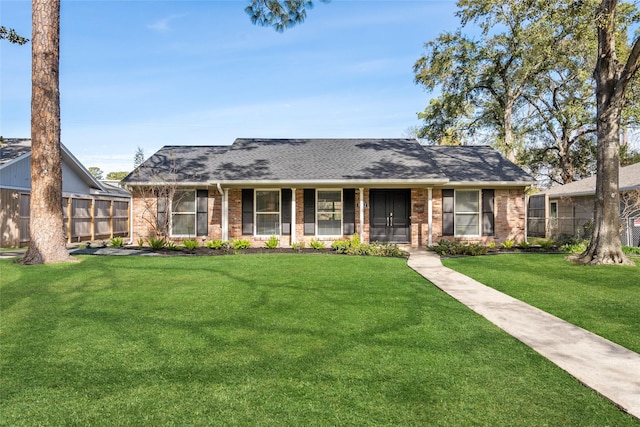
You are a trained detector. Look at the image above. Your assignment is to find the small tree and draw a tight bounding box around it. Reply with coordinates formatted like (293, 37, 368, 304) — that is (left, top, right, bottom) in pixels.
(87, 166, 104, 180)
(106, 171, 129, 181)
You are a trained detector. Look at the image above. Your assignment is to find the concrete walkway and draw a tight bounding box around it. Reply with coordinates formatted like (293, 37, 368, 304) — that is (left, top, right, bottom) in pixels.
(407, 249, 640, 420)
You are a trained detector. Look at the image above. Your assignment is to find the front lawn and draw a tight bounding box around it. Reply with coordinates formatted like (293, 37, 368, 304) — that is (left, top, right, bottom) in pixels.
(1, 255, 637, 426)
(442, 254, 640, 353)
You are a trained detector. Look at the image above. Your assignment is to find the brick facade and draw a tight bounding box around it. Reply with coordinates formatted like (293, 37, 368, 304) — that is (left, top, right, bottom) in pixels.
(130, 186, 527, 247)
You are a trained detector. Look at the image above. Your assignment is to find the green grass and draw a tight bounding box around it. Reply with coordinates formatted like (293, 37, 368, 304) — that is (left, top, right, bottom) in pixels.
(1, 255, 637, 426)
(442, 254, 640, 354)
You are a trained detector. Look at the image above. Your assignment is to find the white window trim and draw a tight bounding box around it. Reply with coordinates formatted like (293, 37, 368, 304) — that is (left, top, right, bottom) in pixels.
(316, 189, 343, 237)
(255, 189, 281, 237)
(170, 190, 196, 237)
(454, 189, 481, 238)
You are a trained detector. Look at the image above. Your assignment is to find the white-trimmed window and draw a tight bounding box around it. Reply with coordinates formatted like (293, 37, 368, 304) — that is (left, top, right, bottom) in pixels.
(171, 190, 196, 236)
(256, 190, 280, 236)
(317, 190, 342, 236)
(455, 190, 480, 236)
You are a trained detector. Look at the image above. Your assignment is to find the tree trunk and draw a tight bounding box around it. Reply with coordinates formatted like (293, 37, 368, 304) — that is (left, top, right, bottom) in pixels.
(576, 0, 631, 265)
(21, 0, 73, 264)
(503, 102, 517, 163)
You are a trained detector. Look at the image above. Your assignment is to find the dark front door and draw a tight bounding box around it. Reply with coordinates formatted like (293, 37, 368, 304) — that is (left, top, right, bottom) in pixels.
(369, 189, 410, 243)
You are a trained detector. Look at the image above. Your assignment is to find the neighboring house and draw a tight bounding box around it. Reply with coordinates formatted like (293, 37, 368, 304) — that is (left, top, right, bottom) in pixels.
(123, 138, 533, 248)
(0, 138, 131, 248)
(528, 162, 640, 246)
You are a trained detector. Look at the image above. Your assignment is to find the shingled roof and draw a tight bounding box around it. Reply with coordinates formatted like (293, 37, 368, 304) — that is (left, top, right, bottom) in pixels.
(541, 161, 640, 197)
(123, 138, 533, 186)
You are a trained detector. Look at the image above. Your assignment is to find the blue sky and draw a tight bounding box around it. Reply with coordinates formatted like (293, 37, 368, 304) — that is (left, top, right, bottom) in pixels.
(2, 0, 460, 174)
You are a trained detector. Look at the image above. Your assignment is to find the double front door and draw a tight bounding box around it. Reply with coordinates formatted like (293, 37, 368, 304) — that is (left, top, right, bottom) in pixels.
(369, 189, 410, 243)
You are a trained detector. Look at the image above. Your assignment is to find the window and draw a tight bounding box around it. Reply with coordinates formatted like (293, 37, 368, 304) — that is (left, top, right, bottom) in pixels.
(455, 190, 480, 236)
(317, 190, 342, 236)
(171, 190, 196, 236)
(550, 201, 558, 219)
(256, 190, 280, 235)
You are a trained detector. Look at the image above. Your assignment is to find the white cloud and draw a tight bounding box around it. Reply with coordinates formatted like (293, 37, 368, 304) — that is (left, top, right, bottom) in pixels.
(147, 13, 187, 32)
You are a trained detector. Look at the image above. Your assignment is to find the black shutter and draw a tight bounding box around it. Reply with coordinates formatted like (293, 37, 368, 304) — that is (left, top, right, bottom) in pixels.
(281, 189, 292, 235)
(482, 189, 495, 236)
(343, 189, 356, 235)
(157, 194, 168, 236)
(442, 189, 454, 236)
(196, 189, 208, 236)
(242, 189, 254, 235)
(304, 189, 315, 235)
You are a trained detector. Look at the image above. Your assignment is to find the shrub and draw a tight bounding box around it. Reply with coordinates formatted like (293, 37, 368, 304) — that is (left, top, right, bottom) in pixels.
(264, 235, 279, 249)
(430, 240, 488, 256)
(291, 241, 305, 251)
(310, 239, 326, 250)
(183, 239, 199, 250)
(501, 240, 515, 249)
(622, 246, 640, 255)
(205, 239, 226, 250)
(331, 239, 351, 254)
(110, 237, 124, 248)
(540, 239, 555, 250)
(488, 241, 496, 250)
(519, 240, 531, 249)
(137, 237, 145, 249)
(165, 241, 180, 251)
(232, 239, 251, 250)
(147, 236, 167, 250)
(332, 235, 407, 257)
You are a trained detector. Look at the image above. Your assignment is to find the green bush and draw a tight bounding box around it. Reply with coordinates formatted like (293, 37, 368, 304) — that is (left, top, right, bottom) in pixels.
(264, 235, 279, 249)
(501, 240, 515, 249)
(540, 239, 555, 250)
(165, 241, 180, 251)
(147, 236, 167, 250)
(519, 240, 531, 249)
(622, 246, 640, 255)
(430, 240, 488, 256)
(137, 237, 145, 249)
(232, 239, 251, 250)
(110, 237, 124, 248)
(205, 239, 226, 250)
(291, 241, 305, 251)
(310, 239, 326, 250)
(183, 239, 199, 250)
(331, 235, 406, 257)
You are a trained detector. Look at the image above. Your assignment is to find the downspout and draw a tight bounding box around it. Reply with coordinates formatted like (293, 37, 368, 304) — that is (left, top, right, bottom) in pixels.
(427, 188, 433, 247)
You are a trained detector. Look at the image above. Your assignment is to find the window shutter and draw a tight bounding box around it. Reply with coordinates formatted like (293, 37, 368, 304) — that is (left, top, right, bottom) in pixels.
(196, 189, 208, 236)
(343, 189, 356, 235)
(281, 189, 292, 235)
(482, 189, 495, 236)
(304, 189, 315, 235)
(242, 189, 254, 235)
(157, 194, 169, 236)
(442, 189, 454, 236)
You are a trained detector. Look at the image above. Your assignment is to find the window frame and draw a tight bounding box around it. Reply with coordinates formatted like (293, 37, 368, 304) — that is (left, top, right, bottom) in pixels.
(170, 189, 197, 237)
(254, 189, 281, 237)
(454, 189, 481, 237)
(316, 189, 343, 237)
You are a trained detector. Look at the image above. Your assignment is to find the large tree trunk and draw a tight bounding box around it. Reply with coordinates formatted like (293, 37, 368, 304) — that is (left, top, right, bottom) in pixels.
(503, 101, 517, 163)
(576, 0, 632, 265)
(21, 0, 73, 264)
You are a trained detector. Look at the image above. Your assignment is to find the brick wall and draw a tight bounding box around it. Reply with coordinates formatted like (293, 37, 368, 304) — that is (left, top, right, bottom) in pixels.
(130, 186, 527, 247)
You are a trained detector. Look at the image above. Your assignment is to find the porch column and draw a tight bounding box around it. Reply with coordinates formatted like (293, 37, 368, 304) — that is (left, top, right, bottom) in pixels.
(222, 188, 229, 241)
(427, 187, 433, 247)
(291, 188, 297, 245)
(359, 188, 364, 240)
